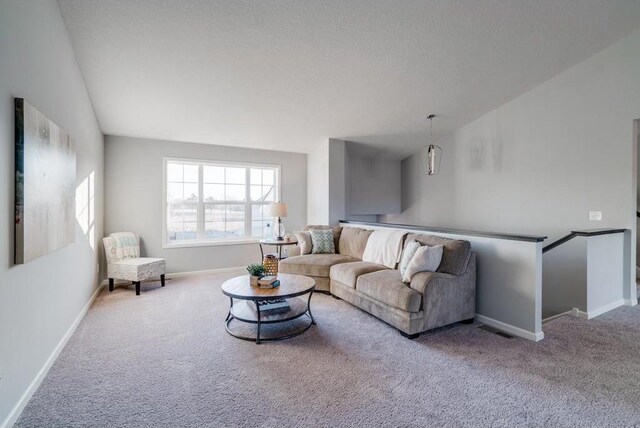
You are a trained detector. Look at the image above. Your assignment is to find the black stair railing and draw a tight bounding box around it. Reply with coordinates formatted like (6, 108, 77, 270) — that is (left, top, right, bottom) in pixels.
(542, 229, 627, 254)
(542, 233, 577, 253)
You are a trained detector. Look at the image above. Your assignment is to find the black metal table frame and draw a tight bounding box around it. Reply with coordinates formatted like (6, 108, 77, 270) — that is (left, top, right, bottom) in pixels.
(224, 286, 315, 344)
(258, 240, 298, 261)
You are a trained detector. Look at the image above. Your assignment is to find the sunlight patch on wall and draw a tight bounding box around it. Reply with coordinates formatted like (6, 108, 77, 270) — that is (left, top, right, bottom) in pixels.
(75, 171, 96, 249)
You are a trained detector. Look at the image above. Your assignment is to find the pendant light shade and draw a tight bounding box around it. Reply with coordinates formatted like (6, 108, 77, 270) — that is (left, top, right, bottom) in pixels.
(427, 144, 442, 175)
(425, 114, 442, 175)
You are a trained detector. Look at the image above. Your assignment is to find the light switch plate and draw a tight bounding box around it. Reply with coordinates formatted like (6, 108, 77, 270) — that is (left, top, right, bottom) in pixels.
(589, 211, 602, 221)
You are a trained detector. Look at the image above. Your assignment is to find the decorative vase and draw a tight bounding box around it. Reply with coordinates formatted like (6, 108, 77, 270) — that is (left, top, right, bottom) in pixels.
(273, 219, 286, 240)
(250, 275, 261, 287)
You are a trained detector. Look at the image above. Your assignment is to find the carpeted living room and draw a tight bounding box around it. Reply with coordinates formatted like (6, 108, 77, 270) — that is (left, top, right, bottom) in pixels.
(2, 1, 640, 427)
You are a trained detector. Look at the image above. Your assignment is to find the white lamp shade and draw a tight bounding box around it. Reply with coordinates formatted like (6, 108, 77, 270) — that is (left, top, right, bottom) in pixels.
(270, 202, 288, 217)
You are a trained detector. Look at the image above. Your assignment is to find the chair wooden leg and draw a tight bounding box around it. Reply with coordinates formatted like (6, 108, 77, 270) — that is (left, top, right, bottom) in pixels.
(161, 274, 165, 287)
(108, 278, 114, 292)
(135, 282, 141, 296)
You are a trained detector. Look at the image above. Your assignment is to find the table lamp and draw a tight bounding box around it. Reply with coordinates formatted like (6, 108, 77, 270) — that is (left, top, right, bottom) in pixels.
(270, 202, 288, 240)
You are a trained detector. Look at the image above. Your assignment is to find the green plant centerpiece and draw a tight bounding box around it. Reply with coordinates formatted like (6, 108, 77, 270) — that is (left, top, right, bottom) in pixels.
(246, 263, 266, 286)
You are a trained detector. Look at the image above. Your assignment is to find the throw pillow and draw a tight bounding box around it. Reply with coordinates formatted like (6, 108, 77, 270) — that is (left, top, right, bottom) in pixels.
(402, 245, 444, 283)
(305, 225, 342, 252)
(295, 231, 312, 255)
(310, 229, 336, 254)
(399, 240, 421, 276)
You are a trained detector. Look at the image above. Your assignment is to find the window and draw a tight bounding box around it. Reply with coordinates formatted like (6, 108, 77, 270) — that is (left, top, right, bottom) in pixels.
(164, 158, 279, 246)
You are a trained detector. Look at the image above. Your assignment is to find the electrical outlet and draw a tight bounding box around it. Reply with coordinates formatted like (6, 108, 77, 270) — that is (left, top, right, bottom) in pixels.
(589, 211, 602, 221)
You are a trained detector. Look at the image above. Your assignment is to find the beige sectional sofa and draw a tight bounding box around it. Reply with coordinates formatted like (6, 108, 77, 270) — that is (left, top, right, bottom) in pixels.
(279, 225, 476, 339)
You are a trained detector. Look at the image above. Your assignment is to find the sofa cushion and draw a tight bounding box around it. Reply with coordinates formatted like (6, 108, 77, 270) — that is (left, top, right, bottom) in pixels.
(338, 227, 373, 259)
(330, 261, 388, 288)
(279, 254, 358, 278)
(404, 233, 471, 275)
(356, 270, 422, 312)
(107, 257, 165, 282)
(305, 225, 342, 252)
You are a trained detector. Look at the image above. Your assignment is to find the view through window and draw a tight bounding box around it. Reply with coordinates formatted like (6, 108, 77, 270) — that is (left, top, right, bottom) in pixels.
(165, 159, 279, 245)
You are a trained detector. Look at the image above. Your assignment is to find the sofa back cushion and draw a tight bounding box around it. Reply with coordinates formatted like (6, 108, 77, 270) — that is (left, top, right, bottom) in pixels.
(404, 233, 471, 275)
(338, 227, 373, 259)
(305, 225, 342, 252)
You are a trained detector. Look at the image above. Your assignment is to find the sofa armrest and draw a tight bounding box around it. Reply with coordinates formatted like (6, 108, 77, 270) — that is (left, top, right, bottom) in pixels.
(409, 271, 456, 294)
(409, 253, 476, 329)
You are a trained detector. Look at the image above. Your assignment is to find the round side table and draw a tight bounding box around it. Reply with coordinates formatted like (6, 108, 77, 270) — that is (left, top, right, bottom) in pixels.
(258, 238, 298, 261)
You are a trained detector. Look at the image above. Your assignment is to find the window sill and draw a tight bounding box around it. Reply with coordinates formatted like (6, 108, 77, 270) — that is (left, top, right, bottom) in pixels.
(163, 239, 260, 249)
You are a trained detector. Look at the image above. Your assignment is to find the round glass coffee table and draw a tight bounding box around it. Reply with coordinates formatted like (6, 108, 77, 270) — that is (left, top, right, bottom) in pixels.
(221, 274, 316, 344)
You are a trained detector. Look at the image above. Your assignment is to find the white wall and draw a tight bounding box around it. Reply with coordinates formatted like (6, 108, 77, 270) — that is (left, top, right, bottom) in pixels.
(306, 138, 347, 226)
(307, 140, 329, 225)
(383, 29, 640, 304)
(104, 136, 306, 273)
(0, 1, 104, 426)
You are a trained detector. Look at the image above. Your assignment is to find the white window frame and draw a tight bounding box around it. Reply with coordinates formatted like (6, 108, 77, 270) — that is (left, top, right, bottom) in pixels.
(162, 157, 281, 248)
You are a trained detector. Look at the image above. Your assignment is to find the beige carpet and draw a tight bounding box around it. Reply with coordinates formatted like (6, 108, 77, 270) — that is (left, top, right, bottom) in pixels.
(15, 272, 640, 427)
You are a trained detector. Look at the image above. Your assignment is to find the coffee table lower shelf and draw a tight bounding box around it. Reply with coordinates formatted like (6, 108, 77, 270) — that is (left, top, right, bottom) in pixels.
(225, 298, 315, 344)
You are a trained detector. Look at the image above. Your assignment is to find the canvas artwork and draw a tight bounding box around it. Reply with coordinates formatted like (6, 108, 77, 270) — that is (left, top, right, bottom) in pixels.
(15, 98, 76, 264)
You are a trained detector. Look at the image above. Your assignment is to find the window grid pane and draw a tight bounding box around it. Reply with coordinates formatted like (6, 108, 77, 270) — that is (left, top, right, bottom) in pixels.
(251, 203, 272, 238)
(167, 161, 278, 243)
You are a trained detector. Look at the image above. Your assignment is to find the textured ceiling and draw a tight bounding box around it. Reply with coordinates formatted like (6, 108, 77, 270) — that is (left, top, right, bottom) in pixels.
(58, 0, 640, 159)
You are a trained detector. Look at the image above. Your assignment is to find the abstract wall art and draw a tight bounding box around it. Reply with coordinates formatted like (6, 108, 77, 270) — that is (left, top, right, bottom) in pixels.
(15, 98, 76, 264)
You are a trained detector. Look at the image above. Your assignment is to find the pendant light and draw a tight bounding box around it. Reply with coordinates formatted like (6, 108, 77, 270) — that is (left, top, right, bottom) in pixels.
(426, 114, 442, 175)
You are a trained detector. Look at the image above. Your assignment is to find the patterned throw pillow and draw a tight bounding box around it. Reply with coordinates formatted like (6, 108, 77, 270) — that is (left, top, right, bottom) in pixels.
(399, 240, 421, 276)
(310, 229, 336, 254)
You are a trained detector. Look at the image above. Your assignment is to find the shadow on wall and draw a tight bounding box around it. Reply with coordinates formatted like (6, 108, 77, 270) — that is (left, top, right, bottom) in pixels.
(467, 135, 503, 172)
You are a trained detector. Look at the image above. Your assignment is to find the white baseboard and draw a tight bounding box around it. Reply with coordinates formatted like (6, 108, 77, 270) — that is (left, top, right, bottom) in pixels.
(625, 298, 638, 306)
(165, 266, 244, 279)
(100, 266, 245, 286)
(1, 282, 104, 428)
(572, 299, 625, 320)
(475, 314, 544, 342)
(542, 310, 573, 324)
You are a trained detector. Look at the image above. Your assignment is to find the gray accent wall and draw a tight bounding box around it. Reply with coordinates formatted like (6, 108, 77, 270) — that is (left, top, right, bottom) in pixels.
(382, 29, 640, 305)
(0, 1, 104, 425)
(104, 136, 307, 273)
(311, 139, 402, 225)
(346, 150, 401, 216)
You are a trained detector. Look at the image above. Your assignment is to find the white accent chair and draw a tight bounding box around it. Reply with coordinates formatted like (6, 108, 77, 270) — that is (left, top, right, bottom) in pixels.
(103, 232, 166, 296)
